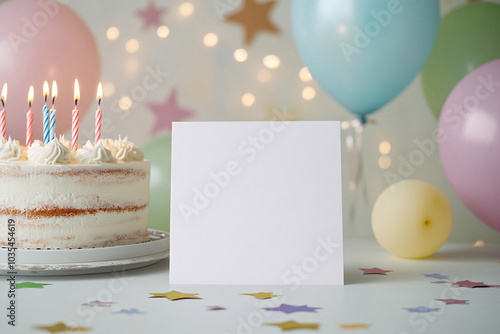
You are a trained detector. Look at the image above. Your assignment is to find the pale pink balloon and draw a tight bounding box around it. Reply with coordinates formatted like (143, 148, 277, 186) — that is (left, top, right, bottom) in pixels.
(439, 59, 500, 233)
(0, 0, 100, 142)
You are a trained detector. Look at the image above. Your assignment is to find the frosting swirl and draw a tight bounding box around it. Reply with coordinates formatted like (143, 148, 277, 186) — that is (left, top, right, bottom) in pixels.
(75, 140, 117, 164)
(27, 138, 71, 164)
(112, 136, 144, 162)
(0, 137, 23, 161)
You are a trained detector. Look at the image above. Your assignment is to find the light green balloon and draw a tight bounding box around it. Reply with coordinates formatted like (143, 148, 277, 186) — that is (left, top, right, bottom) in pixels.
(143, 135, 172, 232)
(421, 3, 500, 118)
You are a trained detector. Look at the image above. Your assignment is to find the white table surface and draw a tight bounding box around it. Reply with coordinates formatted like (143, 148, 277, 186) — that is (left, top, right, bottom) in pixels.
(1, 239, 499, 334)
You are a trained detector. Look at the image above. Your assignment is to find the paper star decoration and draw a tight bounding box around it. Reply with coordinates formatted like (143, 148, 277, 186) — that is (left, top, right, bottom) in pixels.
(14, 282, 52, 289)
(136, 1, 166, 30)
(149, 89, 194, 134)
(262, 303, 322, 314)
(340, 323, 371, 329)
(360, 267, 393, 275)
(452, 280, 499, 288)
(425, 273, 450, 280)
(265, 320, 320, 331)
(473, 240, 485, 247)
(431, 281, 450, 284)
(435, 299, 469, 305)
(33, 322, 90, 333)
(241, 292, 280, 300)
(113, 308, 146, 314)
(402, 306, 440, 313)
(81, 300, 116, 307)
(149, 290, 202, 301)
(207, 305, 226, 311)
(225, 0, 279, 45)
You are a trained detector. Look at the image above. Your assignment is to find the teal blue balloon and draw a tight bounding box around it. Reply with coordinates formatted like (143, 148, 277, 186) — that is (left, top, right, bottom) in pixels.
(291, 0, 440, 118)
(143, 135, 172, 232)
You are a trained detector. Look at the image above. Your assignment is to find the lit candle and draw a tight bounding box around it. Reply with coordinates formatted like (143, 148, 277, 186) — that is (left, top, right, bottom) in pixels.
(0, 83, 6, 139)
(49, 80, 57, 142)
(43, 81, 50, 144)
(72, 79, 80, 151)
(95, 82, 102, 143)
(26, 86, 34, 147)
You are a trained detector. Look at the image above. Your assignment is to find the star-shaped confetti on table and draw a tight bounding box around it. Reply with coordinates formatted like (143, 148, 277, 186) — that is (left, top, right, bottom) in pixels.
(225, 0, 279, 45)
(149, 290, 201, 301)
(340, 323, 371, 329)
(207, 305, 226, 311)
(431, 281, 450, 284)
(113, 308, 147, 315)
(81, 300, 116, 307)
(241, 292, 280, 300)
(360, 267, 393, 275)
(402, 306, 440, 313)
(473, 240, 485, 247)
(33, 322, 90, 333)
(262, 303, 322, 314)
(136, 1, 166, 30)
(435, 299, 469, 305)
(265, 320, 320, 331)
(452, 280, 498, 288)
(14, 282, 52, 289)
(425, 273, 450, 280)
(149, 89, 194, 134)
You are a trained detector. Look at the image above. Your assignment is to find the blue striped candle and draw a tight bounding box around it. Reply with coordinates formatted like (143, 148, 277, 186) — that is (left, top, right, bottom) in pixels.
(42, 104, 49, 144)
(49, 107, 56, 141)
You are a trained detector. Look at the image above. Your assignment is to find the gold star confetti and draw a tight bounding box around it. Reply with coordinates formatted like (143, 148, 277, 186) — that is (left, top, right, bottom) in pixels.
(33, 322, 90, 333)
(149, 290, 201, 301)
(340, 323, 371, 329)
(266, 104, 299, 122)
(241, 292, 280, 300)
(225, 0, 279, 45)
(473, 240, 485, 247)
(265, 320, 320, 331)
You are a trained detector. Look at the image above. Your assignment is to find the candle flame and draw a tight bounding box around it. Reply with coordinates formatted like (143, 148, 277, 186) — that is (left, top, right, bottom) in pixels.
(28, 85, 34, 106)
(97, 82, 102, 102)
(74, 79, 80, 103)
(43, 81, 49, 102)
(1, 83, 7, 105)
(51, 80, 57, 103)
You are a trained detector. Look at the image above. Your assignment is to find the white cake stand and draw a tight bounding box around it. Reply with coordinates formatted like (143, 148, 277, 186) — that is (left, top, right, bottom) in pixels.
(0, 229, 169, 276)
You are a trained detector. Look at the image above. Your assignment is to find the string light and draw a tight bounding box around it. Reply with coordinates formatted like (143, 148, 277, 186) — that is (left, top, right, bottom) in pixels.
(203, 33, 218, 47)
(126, 39, 140, 53)
(257, 69, 271, 82)
(179, 2, 194, 16)
(241, 93, 255, 107)
(157, 25, 170, 38)
(302, 87, 316, 100)
(299, 67, 312, 82)
(378, 156, 391, 169)
(233, 48, 248, 62)
(103, 83, 115, 97)
(379, 141, 391, 154)
(106, 26, 119, 40)
(263, 55, 280, 69)
(118, 96, 132, 110)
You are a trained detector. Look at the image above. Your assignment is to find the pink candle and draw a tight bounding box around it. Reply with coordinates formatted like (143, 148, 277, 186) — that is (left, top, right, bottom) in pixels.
(72, 79, 80, 151)
(26, 86, 34, 146)
(95, 82, 102, 143)
(0, 83, 7, 139)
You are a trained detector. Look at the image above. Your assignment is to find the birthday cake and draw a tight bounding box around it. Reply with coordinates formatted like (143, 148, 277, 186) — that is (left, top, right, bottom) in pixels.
(0, 136, 150, 249)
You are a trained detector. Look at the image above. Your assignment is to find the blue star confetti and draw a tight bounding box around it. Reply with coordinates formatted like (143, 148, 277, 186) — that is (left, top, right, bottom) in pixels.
(402, 306, 440, 313)
(113, 308, 146, 315)
(425, 273, 450, 280)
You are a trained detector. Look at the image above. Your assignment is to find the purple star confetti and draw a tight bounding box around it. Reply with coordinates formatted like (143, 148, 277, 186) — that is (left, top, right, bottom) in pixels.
(81, 300, 116, 308)
(402, 306, 440, 313)
(136, 1, 166, 30)
(425, 273, 450, 280)
(431, 281, 450, 284)
(262, 303, 322, 314)
(113, 308, 146, 315)
(435, 299, 469, 305)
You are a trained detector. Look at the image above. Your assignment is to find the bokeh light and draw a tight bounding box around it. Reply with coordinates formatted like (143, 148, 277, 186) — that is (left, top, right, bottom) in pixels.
(125, 39, 140, 53)
(241, 93, 255, 107)
(106, 26, 119, 40)
(379, 141, 391, 154)
(234, 48, 248, 62)
(302, 86, 316, 100)
(263, 55, 280, 69)
(157, 25, 170, 38)
(378, 156, 392, 169)
(203, 33, 218, 47)
(299, 67, 312, 82)
(119, 96, 133, 110)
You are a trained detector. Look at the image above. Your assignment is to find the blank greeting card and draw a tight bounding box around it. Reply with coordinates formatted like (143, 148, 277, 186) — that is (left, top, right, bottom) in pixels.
(169, 121, 343, 285)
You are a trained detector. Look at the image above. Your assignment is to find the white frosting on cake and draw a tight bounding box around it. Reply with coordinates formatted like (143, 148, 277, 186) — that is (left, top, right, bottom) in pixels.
(0, 137, 22, 161)
(27, 138, 71, 164)
(114, 136, 144, 162)
(76, 140, 117, 164)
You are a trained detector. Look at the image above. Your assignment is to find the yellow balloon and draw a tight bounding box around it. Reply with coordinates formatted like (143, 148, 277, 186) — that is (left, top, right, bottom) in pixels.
(372, 180, 453, 259)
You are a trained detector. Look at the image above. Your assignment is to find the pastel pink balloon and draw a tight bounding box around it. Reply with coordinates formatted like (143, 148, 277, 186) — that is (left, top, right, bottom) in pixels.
(439, 59, 500, 233)
(0, 0, 100, 142)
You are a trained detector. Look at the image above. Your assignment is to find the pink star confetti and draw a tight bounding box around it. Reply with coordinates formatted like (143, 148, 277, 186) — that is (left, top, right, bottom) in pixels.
(148, 89, 194, 134)
(360, 267, 393, 275)
(435, 299, 469, 305)
(452, 280, 498, 288)
(431, 281, 450, 284)
(136, 1, 166, 30)
(207, 305, 226, 311)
